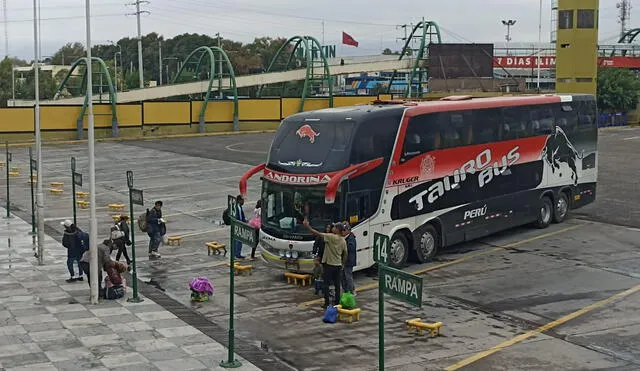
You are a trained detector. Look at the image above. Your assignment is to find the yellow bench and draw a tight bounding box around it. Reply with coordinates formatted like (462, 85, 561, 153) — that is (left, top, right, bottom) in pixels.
(50, 182, 63, 187)
(27, 179, 37, 184)
(111, 215, 123, 222)
(108, 203, 125, 211)
(9, 171, 19, 177)
(334, 304, 362, 323)
(167, 236, 182, 246)
(406, 318, 442, 337)
(226, 262, 253, 275)
(206, 242, 227, 256)
(77, 200, 90, 209)
(76, 191, 89, 198)
(49, 188, 64, 194)
(11, 167, 19, 173)
(284, 272, 312, 287)
(0, 161, 4, 166)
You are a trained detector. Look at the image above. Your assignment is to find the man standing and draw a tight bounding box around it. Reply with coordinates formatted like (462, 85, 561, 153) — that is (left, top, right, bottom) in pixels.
(303, 220, 347, 308)
(341, 222, 357, 294)
(147, 201, 166, 259)
(234, 195, 247, 259)
(61, 220, 83, 283)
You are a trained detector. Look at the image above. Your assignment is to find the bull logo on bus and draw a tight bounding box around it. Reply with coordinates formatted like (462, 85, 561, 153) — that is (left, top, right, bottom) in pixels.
(542, 126, 581, 186)
(409, 146, 520, 211)
(296, 124, 320, 144)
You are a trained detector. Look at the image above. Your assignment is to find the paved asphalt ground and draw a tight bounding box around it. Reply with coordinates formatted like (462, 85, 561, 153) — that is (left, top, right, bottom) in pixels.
(2, 126, 640, 370)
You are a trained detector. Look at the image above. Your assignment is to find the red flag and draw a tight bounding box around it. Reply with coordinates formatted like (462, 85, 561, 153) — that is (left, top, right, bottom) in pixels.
(342, 32, 359, 47)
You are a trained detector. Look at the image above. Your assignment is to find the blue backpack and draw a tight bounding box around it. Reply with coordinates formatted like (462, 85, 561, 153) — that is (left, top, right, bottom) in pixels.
(76, 231, 90, 251)
(322, 306, 338, 324)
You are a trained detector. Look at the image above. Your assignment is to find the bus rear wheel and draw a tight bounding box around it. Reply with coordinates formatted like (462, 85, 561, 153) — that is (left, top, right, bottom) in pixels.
(536, 196, 553, 229)
(414, 225, 438, 263)
(553, 191, 570, 223)
(389, 233, 409, 268)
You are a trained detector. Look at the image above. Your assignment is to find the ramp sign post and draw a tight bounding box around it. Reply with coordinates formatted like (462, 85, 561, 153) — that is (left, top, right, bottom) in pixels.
(374, 232, 424, 371)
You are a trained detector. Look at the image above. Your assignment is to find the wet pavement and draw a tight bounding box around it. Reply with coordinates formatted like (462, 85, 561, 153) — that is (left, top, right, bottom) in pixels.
(1, 126, 640, 370)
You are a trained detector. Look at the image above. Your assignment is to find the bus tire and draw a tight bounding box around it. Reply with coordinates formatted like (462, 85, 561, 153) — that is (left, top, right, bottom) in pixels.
(553, 191, 570, 224)
(413, 224, 439, 263)
(389, 232, 409, 268)
(536, 196, 553, 229)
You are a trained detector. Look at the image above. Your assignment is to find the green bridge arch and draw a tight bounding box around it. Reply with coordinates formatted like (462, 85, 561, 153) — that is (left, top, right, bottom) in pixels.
(386, 20, 442, 99)
(257, 35, 333, 112)
(172, 46, 239, 132)
(54, 57, 118, 139)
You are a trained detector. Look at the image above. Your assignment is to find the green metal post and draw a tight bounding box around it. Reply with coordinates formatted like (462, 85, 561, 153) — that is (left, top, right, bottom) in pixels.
(127, 171, 143, 303)
(5, 141, 10, 218)
(221, 230, 241, 368)
(379, 263, 385, 371)
(71, 157, 77, 226)
(29, 147, 36, 235)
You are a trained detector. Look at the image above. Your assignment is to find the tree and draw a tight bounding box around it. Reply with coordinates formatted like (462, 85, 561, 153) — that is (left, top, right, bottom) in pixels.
(0, 58, 13, 106)
(382, 48, 396, 55)
(597, 68, 640, 112)
(51, 42, 86, 65)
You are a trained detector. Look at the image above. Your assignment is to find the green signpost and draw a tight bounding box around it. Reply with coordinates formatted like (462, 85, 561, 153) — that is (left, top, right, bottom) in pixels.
(221, 194, 258, 368)
(374, 232, 424, 371)
(126, 170, 144, 303)
(29, 148, 36, 234)
(70, 157, 83, 226)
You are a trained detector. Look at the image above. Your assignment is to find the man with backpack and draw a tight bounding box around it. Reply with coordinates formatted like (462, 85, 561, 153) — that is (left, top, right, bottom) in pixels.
(145, 200, 166, 259)
(61, 220, 84, 283)
(233, 195, 247, 259)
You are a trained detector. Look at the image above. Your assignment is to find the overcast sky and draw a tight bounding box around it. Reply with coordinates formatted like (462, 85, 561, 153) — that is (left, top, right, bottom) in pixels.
(0, 0, 631, 60)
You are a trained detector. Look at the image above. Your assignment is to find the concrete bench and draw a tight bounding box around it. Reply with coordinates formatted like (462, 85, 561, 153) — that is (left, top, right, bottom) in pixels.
(9, 171, 19, 177)
(77, 200, 90, 209)
(284, 272, 312, 287)
(405, 318, 442, 337)
(11, 167, 20, 173)
(49, 188, 64, 194)
(76, 191, 89, 198)
(50, 182, 63, 187)
(206, 242, 227, 256)
(167, 236, 182, 246)
(108, 203, 125, 211)
(111, 215, 123, 222)
(226, 262, 253, 275)
(334, 304, 362, 323)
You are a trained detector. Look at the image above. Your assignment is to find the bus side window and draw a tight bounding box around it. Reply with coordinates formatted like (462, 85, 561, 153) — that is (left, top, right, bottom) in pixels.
(557, 103, 578, 135)
(472, 108, 502, 144)
(530, 105, 555, 135)
(439, 112, 470, 149)
(400, 114, 439, 163)
(502, 107, 530, 140)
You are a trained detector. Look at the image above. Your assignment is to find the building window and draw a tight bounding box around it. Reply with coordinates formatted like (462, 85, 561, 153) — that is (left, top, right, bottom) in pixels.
(577, 9, 595, 28)
(558, 10, 574, 29)
(576, 78, 594, 83)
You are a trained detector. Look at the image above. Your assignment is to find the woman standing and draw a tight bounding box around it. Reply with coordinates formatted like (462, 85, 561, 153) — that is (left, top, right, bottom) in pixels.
(113, 215, 132, 270)
(248, 200, 262, 260)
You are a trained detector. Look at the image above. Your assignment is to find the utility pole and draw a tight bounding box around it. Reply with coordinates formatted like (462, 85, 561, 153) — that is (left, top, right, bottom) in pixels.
(321, 19, 325, 45)
(618, 0, 632, 39)
(127, 1, 150, 89)
(3, 0, 8, 58)
(158, 40, 162, 85)
(216, 33, 222, 98)
(537, 0, 542, 91)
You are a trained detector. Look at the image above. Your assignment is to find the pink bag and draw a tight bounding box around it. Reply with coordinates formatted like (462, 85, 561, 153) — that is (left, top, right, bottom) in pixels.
(248, 216, 261, 229)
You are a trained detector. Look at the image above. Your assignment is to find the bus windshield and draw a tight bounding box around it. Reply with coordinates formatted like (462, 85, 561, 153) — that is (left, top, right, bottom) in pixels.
(262, 181, 341, 235)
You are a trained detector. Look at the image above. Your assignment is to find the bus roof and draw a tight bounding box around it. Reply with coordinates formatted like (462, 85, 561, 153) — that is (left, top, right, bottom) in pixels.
(286, 94, 593, 121)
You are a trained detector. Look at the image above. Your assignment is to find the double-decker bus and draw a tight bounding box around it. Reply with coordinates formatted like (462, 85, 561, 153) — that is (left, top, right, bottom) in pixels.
(239, 94, 598, 272)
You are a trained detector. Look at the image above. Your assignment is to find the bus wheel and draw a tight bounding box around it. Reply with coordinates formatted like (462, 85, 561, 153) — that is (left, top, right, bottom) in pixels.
(536, 196, 553, 229)
(553, 192, 570, 223)
(414, 225, 438, 263)
(389, 233, 409, 268)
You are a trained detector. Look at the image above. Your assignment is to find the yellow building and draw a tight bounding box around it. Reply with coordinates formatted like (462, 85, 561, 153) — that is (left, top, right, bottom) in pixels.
(555, 0, 599, 95)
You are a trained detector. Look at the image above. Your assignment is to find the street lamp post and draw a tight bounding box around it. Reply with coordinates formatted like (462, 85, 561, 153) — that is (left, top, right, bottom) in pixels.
(109, 41, 122, 92)
(32, 0, 45, 265)
(85, 0, 99, 304)
(502, 19, 516, 55)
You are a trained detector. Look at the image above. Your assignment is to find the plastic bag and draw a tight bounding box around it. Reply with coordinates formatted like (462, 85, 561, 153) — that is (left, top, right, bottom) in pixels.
(248, 216, 261, 229)
(162, 234, 168, 244)
(322, 306, 338, 323)
(339, 292, 357, 309)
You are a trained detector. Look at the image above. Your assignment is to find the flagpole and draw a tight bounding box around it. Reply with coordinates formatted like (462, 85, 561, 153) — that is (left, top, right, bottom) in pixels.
(537, 0, 542, 91)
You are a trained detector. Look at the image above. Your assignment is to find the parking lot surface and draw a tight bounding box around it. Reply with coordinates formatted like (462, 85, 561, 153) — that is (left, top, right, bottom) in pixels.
(1, 126, 640, 370)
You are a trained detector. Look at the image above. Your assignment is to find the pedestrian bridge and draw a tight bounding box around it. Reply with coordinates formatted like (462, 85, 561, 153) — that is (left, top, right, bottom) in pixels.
(18, 57, 412, 106)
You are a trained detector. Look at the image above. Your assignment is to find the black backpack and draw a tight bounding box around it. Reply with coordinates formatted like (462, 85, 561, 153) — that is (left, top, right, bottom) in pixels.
(222, 208, 231, 226)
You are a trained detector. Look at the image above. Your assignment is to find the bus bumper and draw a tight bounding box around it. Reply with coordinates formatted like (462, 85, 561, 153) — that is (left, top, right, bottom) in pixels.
(259, 248, 316, 274)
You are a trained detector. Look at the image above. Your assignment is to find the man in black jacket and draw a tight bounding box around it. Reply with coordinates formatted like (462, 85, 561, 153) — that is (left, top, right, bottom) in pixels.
(61, 220, 84, 283)
(147, 201, 166, 259)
